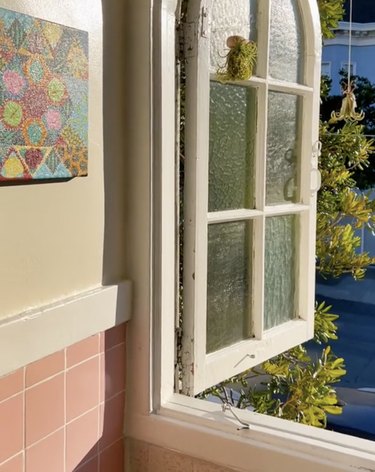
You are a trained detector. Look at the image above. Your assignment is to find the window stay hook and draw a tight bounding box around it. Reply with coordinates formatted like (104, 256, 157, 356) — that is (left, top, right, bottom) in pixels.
(221, 402, 251, 431)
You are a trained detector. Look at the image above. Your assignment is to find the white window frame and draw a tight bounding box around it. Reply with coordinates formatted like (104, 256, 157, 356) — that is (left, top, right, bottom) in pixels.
(321, 61, 332, 77)
(341, 61, 357, 76)
(182, 0, 319, 395)
(124, 0, 375, 470)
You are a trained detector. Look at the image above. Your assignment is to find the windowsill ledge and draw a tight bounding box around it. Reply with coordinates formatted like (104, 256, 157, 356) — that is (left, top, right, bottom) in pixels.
(127, 393, 375, 472)
(0, 281, 132, 377)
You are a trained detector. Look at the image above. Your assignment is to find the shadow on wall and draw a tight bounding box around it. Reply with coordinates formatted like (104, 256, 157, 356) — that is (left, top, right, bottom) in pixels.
(101, 0, 128, 288)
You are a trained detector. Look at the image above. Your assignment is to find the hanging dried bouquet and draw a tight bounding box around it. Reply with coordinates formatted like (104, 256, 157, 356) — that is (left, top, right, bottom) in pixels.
(217, 35, 257, 82)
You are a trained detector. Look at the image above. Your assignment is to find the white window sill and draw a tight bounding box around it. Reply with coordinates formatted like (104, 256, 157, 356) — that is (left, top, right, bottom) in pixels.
(0, 281, 132, 376)
(127, 393, 375, 472)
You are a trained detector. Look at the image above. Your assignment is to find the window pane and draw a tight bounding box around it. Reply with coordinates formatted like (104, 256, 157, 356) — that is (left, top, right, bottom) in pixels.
(269, 0, 304, 83)
(264, 215, 296, 330)
(209, 83, 256, 211)
(266, 92, 300, 205)
(210, 0, 257, 75)
(207, 221, 252, 353)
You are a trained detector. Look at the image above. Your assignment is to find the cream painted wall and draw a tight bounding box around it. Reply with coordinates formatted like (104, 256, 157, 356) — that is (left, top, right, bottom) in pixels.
(0, 0, 127, 320)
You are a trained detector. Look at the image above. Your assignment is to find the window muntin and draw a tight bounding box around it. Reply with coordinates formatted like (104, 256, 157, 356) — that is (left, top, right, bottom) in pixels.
(182, 0, 319, 395)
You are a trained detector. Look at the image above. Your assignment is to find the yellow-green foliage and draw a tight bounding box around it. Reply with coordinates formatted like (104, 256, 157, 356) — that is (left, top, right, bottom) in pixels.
(217, 37, 257, 82)
(314, 301, 339, 344)
(317, 0, 345, 39)
(317, 122, 375, 279)
(202, 342, 346, 428)
(258, 346, 345, 427)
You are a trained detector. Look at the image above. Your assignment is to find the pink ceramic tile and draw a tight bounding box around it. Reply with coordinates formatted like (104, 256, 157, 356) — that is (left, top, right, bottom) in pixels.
(99, 439, 124, 472)
(66, 357, 100, 422)
(99, 354, 105, 404)
(66, 408, 99, 471)
(26, 351, 64, 387)
(25, 373, 64, 446)
(74, 456, 98, 472)
(104, 324, 126, 351)
(0, 394, 23, 464)
(26, 428, 64, 472)
(103, 344, 125, 400)
(0, 369, 23, 403)
(0, 453, 23, 472)
(67, 335, 99, 368)
(99, 393, 125, 451)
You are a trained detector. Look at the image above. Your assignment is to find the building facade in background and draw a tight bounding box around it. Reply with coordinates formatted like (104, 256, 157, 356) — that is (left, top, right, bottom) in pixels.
(322, 0, 375, 94)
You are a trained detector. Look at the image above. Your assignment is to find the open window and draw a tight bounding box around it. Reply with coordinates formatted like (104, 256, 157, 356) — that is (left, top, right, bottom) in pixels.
(181, 0, 321, 395)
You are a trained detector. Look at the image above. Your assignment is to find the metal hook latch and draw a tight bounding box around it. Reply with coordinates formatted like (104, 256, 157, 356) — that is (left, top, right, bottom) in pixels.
(222, 402, 251, 431)
(311, 140, 322, 194)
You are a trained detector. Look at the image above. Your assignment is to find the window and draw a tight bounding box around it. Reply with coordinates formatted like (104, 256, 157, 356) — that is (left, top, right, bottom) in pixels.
(341, 61, 356, 76)
(125, 0, 375, 469)
(181, 0, 321, 395)
(321, 61, 331, 77)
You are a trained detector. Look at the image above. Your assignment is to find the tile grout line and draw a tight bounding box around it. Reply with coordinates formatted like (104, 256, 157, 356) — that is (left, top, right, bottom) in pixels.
(105, 340, 126, 354)
(101, 388, 126, 406)
(65, 402, 101, 428)
(0, 388, 26, 407)
(0, 450, 24, 468)
(24, 426, 65, 451)
(0, 339, 125, 402)
(24, 368, 66, 392)
(99, 435, 125, 455)
(65, 347, 107, 372)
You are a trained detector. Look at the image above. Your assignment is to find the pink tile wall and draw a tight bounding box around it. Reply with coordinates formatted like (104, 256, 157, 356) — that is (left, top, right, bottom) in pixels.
(0, 324, 127, 472)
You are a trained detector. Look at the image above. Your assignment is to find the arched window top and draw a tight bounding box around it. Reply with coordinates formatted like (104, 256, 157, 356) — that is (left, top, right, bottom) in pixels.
(211, 0, 307, 84)
(181, 0, 321, 394)
(269, 0, 304, 83)
(210, 0, 257, 74)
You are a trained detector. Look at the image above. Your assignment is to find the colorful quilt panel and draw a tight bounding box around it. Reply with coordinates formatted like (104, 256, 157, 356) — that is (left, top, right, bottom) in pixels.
(0, 8, 88, 181)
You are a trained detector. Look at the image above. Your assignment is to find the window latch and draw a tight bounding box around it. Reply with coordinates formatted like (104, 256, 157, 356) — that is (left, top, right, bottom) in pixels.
(222, 402, 251, 431)
(311, 140, 322, 194)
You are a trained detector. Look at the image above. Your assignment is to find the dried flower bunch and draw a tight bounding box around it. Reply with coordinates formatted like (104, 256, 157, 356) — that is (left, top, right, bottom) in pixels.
(217, 35, 257, 82)
(330, 82, 365, 123)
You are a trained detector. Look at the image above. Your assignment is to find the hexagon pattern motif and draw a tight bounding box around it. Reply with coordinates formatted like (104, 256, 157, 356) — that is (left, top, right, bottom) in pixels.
(0, 8, 88, 181)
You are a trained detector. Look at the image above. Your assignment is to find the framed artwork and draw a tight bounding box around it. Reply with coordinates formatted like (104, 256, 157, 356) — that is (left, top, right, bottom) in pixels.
(0, 7, 88, 181)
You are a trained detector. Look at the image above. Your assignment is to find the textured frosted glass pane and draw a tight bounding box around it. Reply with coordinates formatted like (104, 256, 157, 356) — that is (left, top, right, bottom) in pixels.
(264, 216, 296, 330)
(207, 221, 252, 353)
(210, 0, 257, 74)
(266, 92, 300, 205)
(269, 0, 304, 83)
(209, 83, 256, 211)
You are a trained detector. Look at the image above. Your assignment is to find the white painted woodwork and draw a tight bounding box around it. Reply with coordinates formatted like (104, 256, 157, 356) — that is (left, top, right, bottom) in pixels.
(182, 0, 322, 394)
(0, 281, 132, 377)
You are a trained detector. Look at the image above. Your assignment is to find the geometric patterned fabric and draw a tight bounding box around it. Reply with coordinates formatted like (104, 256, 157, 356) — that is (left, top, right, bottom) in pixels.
(0, 8, 88, 180)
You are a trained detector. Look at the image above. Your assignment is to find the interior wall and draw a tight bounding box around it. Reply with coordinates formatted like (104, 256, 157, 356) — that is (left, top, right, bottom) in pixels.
(0, 0, 129, 319)
(0, 0, 104, 319)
